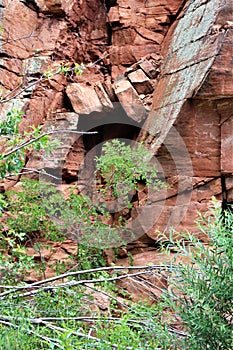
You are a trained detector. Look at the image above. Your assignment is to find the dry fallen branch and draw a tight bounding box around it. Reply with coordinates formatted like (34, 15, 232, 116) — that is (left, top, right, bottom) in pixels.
(0, 264, 170, 298)
(13, 271, 160, 298)
(0, 319, 63, 348)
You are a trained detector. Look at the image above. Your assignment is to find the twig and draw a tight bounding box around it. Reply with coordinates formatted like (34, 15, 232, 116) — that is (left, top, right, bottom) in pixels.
(0, 319, 63, 348)
(14, 271, 155, 298)
(0, 315, 147, 326)
(3, 130, 98, 159)
(41, 320, 134, 349)
(0, 265, 169, 297)
(40, 320, 103, 342)
(2, 30, 36, 47)
(132, 274, 167, 295)
(0, 77, 44, 104)
(84, 283, 132, 312)
(0, 52, 110, 104)
(4, 168, 61, 180)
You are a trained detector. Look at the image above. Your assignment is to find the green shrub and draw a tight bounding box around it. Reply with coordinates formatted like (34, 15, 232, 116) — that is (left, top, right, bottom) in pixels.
(0, 109, 56, 179)
(95, 139, 166, 204)
(0, 201, 232, 349)
(162, 201, 233, 349)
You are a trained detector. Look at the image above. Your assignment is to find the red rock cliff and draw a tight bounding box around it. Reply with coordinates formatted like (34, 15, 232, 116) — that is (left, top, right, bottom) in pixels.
(0, 0, 233, 243)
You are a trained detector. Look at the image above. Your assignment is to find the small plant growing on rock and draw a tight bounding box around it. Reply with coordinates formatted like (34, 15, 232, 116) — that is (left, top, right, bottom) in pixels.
(95, 139, 166, 205)
(0, 109, 59, 180)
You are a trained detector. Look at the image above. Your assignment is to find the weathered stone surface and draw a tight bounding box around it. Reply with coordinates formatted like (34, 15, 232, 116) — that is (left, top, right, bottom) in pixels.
(2, 1, 66, 59)
(124, 172, 223, 240)
(25, 239, 78, 281)
(138, 0, 226, 152)
(35, 0, 66, 15)
(173, 100, 221, 178)
(1, 0, 233, 271)
(63, 136, 85, 180)
(66, 83, 113, 114)
(26, 112, 81, 172)
(108, 0, 184, 78)
(226, 177, 233, 202)
(138, 54, 161, 79)
(114, 77, 148, 123)
(0, 58, 22, 76)
(0, 68, 21, 91)
(195, 3, 233, 98)
(115, 250, 191, 302)
(133, 0, 233, 233)
(127, 69, 154, 95)
(23, 56, 51, 76)
(220, 108, 233, 174)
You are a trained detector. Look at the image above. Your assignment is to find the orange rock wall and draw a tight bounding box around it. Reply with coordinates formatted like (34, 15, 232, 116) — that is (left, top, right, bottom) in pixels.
(0, 0, 233, 243)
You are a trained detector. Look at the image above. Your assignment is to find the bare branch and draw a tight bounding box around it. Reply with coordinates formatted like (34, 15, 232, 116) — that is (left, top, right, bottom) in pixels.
(0, 52, 110, 104)
(4, 168, 61, 180)
(0, 264, 169, 298)
(2, 130, 98, 159)
(0, 77, 44, 104)
(1, 30, 37, 47)
(84, 283, 132, 312)
(14, 271, 158, 298)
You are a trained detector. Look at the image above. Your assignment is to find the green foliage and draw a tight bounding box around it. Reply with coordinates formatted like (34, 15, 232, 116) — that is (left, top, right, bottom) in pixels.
(0, 133, 172, 347)
(2, 106, 232, 349)
(5, 179, 65, 241)
(1, 139, 167, 277)
(0, 190, 232, 349)
(0, 288, 172, 350)
(0, 109, 55, 179)
(0, 109, 23, 135)
(0, 251, 35, 285)
(161, 201, 233, 349)
(55, 61, 87, 78)
(96, 139, 166, 203)
(1, 178, 127, 274)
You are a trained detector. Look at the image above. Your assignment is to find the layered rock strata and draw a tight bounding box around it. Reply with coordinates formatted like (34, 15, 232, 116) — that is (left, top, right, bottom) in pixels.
(0, 0, 232, 246)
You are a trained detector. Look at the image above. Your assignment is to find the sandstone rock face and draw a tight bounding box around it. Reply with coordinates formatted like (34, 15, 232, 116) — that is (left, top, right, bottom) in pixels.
(108, 0, 184, 78)
(0, 0, 233, 267)
(113, 54, 161, 122)
(26, 112, 83, 176)
(66, 82, 113, 114)
(136, 0, 233, 237)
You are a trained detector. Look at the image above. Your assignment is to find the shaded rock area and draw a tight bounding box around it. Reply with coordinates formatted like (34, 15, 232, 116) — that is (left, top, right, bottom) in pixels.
(0, 0, 233, 275)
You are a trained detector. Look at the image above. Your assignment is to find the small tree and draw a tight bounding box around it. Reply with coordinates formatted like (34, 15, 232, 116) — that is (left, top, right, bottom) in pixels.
(96, 139, 164, 198)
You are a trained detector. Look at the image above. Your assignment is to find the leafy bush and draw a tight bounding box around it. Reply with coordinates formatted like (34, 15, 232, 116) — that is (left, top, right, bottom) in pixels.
(0, 195, 232, 348)
(1, 179, 118, 275)
(0, 109, 58, 179)
(96, 139, 166, 203)
(162, 201, 233, 349)
(0, 285, 173, 350)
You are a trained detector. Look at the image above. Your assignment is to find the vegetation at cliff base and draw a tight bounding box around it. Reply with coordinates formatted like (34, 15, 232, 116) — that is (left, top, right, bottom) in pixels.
(0, 203, 232, 349)
(0, 111, 232, 349)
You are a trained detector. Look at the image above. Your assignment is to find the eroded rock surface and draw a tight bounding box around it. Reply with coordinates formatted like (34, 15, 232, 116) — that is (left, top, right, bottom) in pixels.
(0, 0, 233, 269)
(136, 0, 233, 236)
